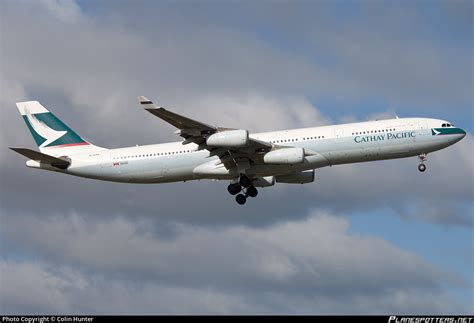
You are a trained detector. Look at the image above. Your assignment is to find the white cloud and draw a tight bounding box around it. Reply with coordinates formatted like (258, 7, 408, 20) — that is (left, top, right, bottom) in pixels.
(40, 0, 81, 22)
(184, 94, 331, 133)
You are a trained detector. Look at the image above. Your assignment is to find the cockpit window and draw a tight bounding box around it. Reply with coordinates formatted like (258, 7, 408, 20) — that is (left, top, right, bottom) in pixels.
(442, 123, 446, 127)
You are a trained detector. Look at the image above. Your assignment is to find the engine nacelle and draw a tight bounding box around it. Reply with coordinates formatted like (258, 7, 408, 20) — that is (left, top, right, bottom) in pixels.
(252, 176, 275, 187)
(263, 148, 304, 164)
(206, 130, 249, 147)
(276, 170, 315, 184)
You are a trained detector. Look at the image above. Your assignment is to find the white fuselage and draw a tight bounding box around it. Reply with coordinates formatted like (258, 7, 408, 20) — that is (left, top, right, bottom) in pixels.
(31, 117, 465, 184)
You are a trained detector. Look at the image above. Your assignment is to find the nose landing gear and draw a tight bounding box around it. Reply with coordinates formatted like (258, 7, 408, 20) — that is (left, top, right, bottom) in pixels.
(228, 175, 259, 205)
(418, 153, 427, 172)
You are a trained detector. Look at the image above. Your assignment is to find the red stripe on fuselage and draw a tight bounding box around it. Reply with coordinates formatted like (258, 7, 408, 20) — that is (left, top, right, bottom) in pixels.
(50, 142, 90, 148)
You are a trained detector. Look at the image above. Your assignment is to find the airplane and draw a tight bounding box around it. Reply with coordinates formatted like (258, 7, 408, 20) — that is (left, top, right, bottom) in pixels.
(10, 97, 466, 205)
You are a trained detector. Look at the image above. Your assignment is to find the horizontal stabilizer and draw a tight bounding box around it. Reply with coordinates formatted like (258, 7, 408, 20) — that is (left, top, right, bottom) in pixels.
(10, 147, 70, 168)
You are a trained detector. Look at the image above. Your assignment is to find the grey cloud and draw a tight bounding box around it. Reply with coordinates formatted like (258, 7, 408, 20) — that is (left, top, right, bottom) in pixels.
(0, 260, 251, 314)
(1, 1, 331, 148)
(0, 212, 468, 314)
(98, 1, 473, 111)
(2, 1, 472, 127)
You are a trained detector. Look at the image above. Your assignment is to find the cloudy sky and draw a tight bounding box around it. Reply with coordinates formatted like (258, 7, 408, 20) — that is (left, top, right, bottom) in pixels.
(0, 0, 473, 314)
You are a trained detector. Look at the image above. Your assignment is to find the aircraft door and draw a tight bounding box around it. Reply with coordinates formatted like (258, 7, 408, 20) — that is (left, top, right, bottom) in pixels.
(335, 128, 344, 143)
(100, 151, 112, 169)
(100, 150, 117, 178)
(417, 120, 431, 139)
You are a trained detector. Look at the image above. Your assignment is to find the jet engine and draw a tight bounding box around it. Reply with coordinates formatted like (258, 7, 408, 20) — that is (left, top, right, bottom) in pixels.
(263, 147, 304, 164)
(206, 130, 249, 147)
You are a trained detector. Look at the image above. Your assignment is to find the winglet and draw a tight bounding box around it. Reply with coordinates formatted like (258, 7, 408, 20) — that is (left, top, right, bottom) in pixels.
(138, 96, 157, 110)
(138, 96, 153, 104)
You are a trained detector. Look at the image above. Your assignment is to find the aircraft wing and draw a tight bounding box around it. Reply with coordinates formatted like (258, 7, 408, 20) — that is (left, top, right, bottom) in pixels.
(139, 98, 215, 136)
(138, 96, 273, 169)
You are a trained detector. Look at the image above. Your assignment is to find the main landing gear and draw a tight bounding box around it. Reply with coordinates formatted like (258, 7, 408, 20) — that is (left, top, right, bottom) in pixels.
(227, 175, 258, 205)
(418, 153, 427, 172)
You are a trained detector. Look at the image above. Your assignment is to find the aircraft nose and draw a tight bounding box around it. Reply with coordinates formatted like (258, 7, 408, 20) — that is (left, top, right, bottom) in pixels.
(453, 127, 467, 143)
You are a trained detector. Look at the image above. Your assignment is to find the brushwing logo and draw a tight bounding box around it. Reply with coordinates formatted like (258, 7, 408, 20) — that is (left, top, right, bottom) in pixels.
(432, 129, 440, 136)
(25, 108, 67, 148)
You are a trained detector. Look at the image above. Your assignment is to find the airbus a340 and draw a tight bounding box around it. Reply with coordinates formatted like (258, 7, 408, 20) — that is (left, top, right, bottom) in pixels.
(11, 97, 466, 205)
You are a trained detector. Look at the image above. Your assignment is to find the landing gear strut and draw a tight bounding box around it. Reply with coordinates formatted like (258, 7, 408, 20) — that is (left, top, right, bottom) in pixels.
(239, 175, 251, 188)
(228, 175, 258, 205)
(418, 153, 427, 172)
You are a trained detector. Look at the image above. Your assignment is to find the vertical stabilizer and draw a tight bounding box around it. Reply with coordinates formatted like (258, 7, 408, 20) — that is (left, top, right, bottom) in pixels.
(16, 101, 105, 154)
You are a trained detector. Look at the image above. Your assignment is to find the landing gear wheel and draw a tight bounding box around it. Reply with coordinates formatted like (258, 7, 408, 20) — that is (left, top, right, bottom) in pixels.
(227, 183, 241, 195)
(239, 175, 251, 188)
(418, 163, 426, 172)
(236, 194, 247, 205)
(246, 186, 258, 198)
